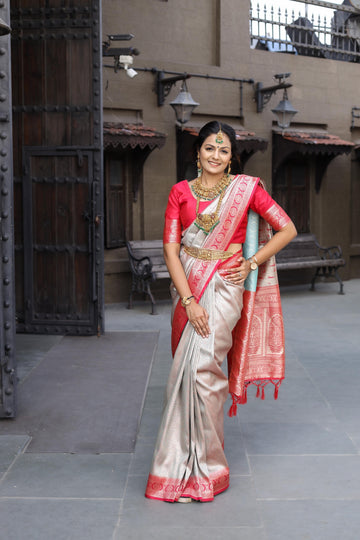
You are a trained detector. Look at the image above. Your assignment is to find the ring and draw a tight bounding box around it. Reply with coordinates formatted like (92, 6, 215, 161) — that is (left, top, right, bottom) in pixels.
(239, 272, 242, 278)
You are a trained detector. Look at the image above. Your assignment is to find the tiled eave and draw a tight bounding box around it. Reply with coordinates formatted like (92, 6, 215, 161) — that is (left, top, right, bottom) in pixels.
(273, 130, 355, 193)
(104, 122, 167, 151)
(280, 131, 354, 155)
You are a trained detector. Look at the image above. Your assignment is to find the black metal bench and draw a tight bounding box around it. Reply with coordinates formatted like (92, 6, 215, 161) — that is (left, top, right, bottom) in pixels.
(126, 240, 169, 314)
(126, 234, 345, 315)
(276, 234, 345, 294)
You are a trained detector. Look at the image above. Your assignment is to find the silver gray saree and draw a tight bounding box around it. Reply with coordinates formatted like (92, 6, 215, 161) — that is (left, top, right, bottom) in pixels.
(145, 175, 287, 502)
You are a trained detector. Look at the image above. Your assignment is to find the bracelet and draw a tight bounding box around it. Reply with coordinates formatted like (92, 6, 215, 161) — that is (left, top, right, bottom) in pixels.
(181, 295, 194, 307)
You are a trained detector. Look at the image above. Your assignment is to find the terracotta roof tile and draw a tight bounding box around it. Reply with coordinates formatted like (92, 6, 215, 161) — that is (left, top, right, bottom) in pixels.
(103, 122, 166, 151)
(282, 131, 354, 148)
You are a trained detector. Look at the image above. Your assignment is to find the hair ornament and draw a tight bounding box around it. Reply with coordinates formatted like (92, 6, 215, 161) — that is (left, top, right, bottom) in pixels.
(215, 124, 224, 144)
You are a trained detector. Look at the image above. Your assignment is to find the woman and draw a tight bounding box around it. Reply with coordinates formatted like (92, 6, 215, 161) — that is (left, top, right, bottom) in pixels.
(145, 121, 297, 503)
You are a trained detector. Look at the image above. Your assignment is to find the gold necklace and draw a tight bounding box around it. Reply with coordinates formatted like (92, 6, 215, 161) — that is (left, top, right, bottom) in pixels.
(191, 173, 232, 201)
(192, 174, 233, 235)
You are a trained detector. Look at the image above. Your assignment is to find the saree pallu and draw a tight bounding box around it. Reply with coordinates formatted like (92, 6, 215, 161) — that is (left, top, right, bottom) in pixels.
(145, 175, 285, 502)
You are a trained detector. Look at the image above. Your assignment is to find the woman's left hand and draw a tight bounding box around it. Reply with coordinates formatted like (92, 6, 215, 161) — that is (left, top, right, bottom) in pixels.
(225, 256, 251, 285)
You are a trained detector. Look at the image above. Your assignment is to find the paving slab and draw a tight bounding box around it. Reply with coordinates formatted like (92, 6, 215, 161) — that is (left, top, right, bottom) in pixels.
(324, 403, 360, 448)
(136, 406, 163, 442)
(300, 354, 360, 405)
(241, 421, 357, 455)
(0, 499, 120, 540)
(114, 525, 267, 540)
(249, 455, 360, 499)
(0, 435, 30, 473)
(15, 335, 63, 383)
(236, 376, 336, 425)
(261, 500, 360, 540)
(142, 385, 167, 412)
(2, 332, 158, 453)
(0, 453, 130, 499)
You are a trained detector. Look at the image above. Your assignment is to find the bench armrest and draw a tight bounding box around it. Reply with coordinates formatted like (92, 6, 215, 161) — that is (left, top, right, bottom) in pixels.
(126, 241, 153, 279)
(131, 258, 153, 279)
(315, 241, 343, 260)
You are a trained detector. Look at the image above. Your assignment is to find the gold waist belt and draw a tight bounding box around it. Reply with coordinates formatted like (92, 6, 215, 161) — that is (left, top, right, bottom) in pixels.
(184, 246, 233, 261)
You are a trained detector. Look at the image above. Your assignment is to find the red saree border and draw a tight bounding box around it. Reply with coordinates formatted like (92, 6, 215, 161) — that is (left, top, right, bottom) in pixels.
(145, 467, 230, 502)
(171, 175, 259, 356)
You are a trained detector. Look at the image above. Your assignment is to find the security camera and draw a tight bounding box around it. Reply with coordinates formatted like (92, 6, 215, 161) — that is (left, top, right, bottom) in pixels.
(119, 54, 138, 77)
(126, 67, 138, 78)
(119, 55, 133, 69)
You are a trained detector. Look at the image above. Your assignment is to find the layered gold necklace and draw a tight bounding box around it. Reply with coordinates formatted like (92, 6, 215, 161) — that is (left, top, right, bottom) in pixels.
(191, 173, 233, 234)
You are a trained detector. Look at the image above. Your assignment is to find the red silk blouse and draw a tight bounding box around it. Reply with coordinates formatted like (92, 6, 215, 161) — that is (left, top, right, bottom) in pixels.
(163, 179, 291, 244)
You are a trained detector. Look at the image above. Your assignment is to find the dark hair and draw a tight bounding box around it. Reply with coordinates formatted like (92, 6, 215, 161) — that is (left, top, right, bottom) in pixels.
(194, 121, 239, 162)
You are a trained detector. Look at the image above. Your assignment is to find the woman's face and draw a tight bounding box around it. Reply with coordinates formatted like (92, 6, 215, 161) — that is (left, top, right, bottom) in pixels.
(199, 133, 232, 176)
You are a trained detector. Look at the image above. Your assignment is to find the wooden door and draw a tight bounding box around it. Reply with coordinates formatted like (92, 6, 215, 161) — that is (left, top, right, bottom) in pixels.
(105, 155, 126, 248)
(273, 158, 310, 234)
(11, 0, 103, 335)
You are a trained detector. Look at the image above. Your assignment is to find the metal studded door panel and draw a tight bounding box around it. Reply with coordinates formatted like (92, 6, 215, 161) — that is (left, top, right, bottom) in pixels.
(11, 0, 103, 335)
(0, 1, 16, 417)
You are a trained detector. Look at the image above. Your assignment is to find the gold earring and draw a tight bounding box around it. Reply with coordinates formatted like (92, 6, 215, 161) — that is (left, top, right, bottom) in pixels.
(197, 153, 202, 177)
(227, 160, 231, 176)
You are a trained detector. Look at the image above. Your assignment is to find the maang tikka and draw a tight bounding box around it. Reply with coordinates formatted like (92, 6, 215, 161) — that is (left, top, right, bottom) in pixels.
(215, 124, 224, 144)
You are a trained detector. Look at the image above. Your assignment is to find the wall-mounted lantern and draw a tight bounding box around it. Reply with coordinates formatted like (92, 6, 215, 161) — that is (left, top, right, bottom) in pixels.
(169, 80, 199, 126)
(255, 73, 298, 129)
(155, 70, 199, 125)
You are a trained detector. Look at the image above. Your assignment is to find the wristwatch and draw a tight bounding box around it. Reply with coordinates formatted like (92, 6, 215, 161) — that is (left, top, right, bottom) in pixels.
(181, 295, 194, 307)
(249, 256, 258, 271)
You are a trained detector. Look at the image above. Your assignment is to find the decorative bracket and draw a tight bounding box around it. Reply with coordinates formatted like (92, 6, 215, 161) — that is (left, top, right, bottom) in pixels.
(154, 70, 191, 106)
(351, 107, 360, 130)
(255, 73, 292, 113)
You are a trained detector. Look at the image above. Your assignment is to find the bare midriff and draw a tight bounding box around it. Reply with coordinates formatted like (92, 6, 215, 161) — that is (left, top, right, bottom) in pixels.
(228, 243, 242, 254)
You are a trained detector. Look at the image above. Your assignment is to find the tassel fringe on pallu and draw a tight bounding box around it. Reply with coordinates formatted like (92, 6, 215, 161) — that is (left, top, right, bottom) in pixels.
(228, 378, 283, 417)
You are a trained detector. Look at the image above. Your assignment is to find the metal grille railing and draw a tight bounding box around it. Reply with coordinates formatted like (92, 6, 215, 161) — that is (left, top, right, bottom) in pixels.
(250, 1, 360, 62)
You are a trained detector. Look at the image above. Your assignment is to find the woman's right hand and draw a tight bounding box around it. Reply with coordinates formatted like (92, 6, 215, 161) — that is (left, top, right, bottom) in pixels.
(185, 301, 210, 339)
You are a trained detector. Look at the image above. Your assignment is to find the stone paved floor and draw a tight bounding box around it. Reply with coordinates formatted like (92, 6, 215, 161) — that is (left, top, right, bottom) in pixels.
(0, 279, 359, 539)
